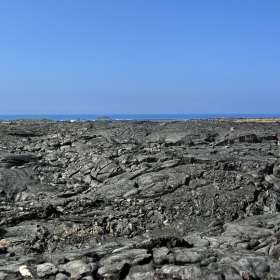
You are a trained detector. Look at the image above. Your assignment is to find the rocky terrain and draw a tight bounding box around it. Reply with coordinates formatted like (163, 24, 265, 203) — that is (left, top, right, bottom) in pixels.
(0, 118, 280, 279)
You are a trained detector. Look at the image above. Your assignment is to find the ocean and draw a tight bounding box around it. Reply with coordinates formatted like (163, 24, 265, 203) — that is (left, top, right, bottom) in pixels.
(0, 113, 280, 121)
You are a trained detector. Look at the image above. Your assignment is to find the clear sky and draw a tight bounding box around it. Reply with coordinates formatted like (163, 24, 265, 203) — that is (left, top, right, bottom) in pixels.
(1, 0, 279, 114)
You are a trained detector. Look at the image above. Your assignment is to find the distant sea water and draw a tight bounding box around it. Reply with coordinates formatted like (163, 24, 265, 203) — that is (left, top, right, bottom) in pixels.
(0, 114, 280, 121)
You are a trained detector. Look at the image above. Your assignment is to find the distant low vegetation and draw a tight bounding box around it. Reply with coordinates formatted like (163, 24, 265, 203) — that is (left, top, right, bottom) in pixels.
(74, 118, 89, 122)
(95, 116, 110, 121)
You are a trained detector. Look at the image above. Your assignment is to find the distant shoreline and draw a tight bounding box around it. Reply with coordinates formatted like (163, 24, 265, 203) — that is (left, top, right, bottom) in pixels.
(1, 113, 280, 122)
(1, 116, 280, 123)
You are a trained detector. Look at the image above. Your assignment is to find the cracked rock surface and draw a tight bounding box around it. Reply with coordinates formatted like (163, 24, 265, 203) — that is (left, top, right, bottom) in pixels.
(0, 118, 280, 279)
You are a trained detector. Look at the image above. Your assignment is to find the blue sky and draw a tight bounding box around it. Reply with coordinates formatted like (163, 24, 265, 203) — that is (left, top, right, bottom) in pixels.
(0, 0, 279, 114)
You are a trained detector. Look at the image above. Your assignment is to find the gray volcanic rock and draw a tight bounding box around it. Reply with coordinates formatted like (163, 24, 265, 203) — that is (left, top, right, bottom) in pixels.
(0, 118, 280, 279)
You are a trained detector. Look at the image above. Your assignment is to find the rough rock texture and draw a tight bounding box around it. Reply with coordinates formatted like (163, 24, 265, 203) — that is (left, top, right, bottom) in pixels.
(0, 118, 280, 279)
